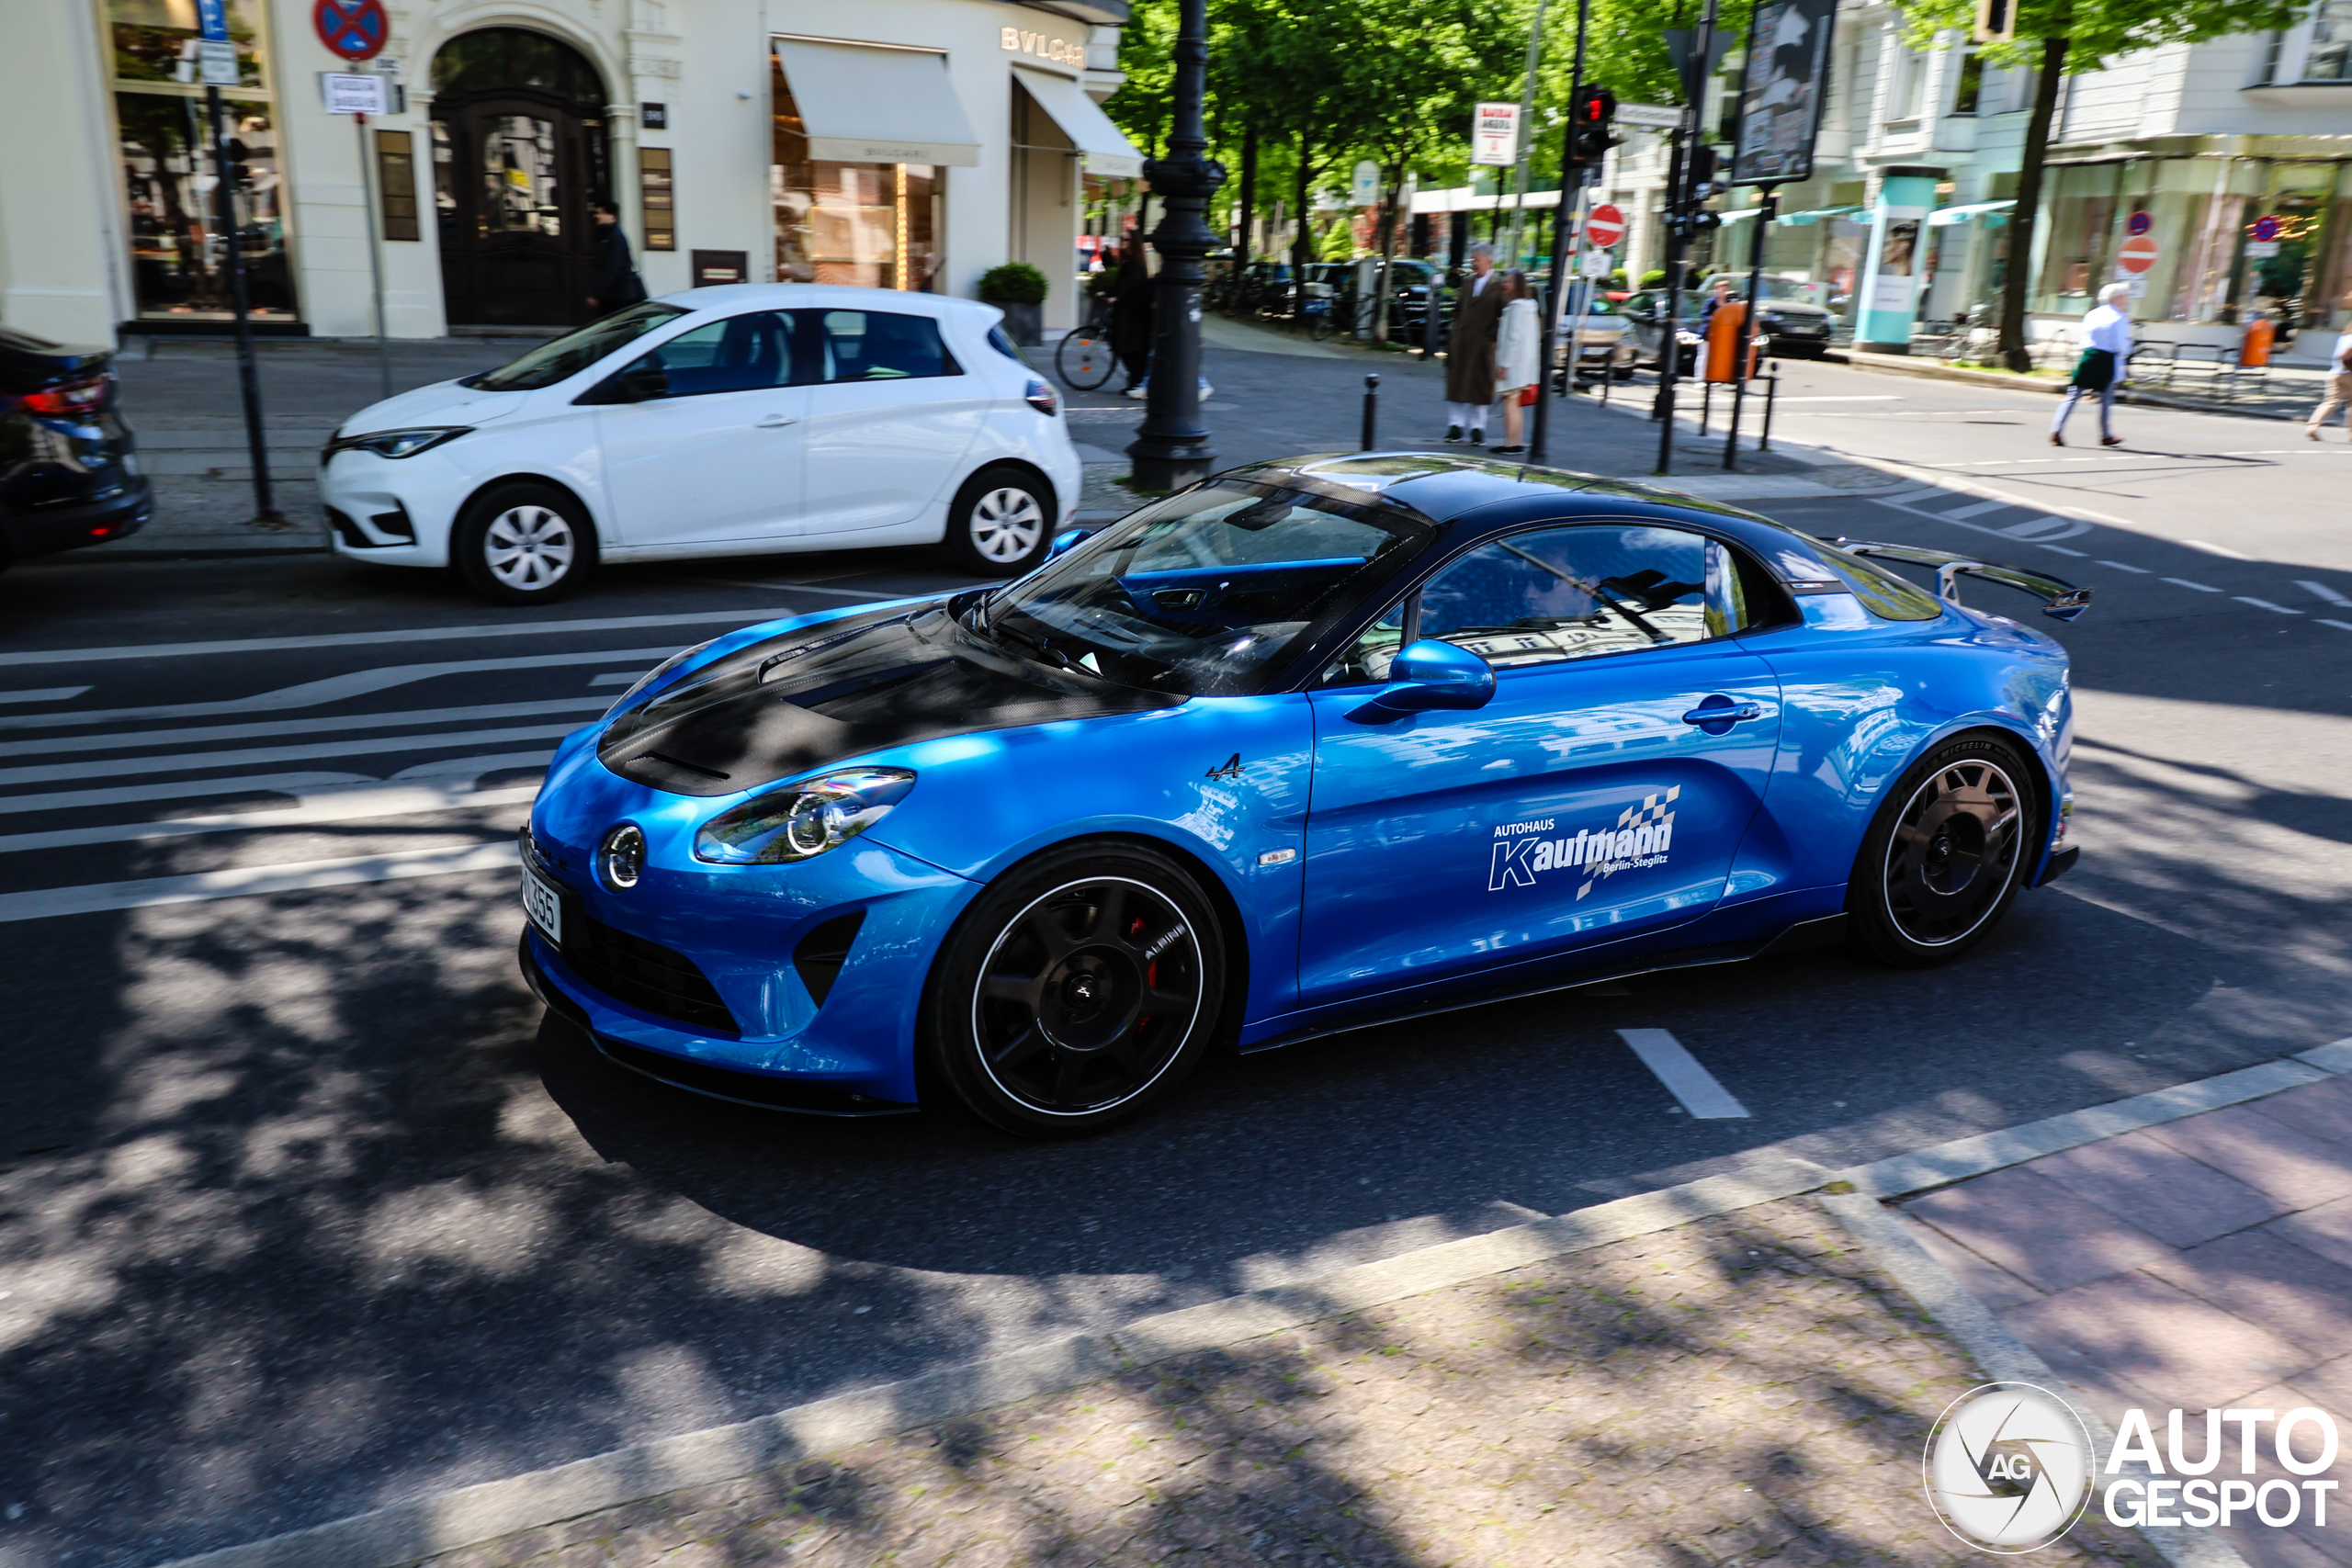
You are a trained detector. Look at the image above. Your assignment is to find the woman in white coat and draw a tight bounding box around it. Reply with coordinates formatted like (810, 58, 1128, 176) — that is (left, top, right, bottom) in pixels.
(1491, 271, 1542, 456)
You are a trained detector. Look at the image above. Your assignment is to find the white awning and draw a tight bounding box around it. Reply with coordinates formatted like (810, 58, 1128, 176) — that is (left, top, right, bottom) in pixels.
(1012, 65, 1144, 178)
(1929, 199, 2018, 226)
(771, 38, 980, 167)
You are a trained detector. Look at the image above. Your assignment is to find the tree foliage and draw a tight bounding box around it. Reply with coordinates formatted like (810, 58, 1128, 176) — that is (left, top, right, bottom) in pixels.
(1897, 0, 2303, 69)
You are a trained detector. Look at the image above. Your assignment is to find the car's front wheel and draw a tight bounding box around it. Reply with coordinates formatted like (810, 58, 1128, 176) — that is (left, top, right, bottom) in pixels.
(944, 466, 1055, 577)
(1847, 734, 2040, 967)
(924, 843, 1227, 1137)
(452, 481, 597, 604)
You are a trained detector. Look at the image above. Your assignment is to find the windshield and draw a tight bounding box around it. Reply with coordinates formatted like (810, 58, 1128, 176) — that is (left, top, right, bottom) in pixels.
(1701, 276, 1818, 304)
(468, 302, 691, 390)
(982, 481, 1430, 696)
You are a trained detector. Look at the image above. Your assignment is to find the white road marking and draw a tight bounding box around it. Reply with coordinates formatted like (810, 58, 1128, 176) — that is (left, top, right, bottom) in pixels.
(0, 697, 607, 759)
(1775, 395, 1905, 402)
(0, 772, 379, 817)
(0, 841, 519, 922)
(0, 723, 582, 789)
(591, 671, 645, 686)
(2322, 619, 2352, 632)
(2098, 559, 2152, 573)
(2183, 538, 2253, 559)
(0, 783, 540, 854)
(0, 608, 810, 671)
(2162, 578, 2222, 592)
(2040, 545, 2087, 557)
(0, 687, 92, 705)
(2234, 597, 2303, 615)
(1940, 499, 2016, 521)
(1616, 1028, 1750, 1119)
(0, 648, 680, 731)
(2298, 580, 2352, 608)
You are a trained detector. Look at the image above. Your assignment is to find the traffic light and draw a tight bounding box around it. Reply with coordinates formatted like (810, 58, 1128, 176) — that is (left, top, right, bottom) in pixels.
(1568, 85, 1620, 162)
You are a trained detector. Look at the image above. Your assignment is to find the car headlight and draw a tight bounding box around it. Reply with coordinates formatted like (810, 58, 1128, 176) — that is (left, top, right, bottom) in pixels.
(605, 640, 712, 714)
(693, 768, 917, 865)
(322, 426, 471, 460)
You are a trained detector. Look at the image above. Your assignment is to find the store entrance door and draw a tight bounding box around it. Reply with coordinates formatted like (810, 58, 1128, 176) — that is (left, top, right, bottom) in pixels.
(429, 28, 609, 328)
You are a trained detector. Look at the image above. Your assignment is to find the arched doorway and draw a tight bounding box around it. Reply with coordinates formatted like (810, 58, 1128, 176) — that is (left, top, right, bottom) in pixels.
(430, 28, 610, 326)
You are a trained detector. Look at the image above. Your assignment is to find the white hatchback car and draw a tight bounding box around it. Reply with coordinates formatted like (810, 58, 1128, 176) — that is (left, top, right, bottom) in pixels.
(320, 285, 1082, 604)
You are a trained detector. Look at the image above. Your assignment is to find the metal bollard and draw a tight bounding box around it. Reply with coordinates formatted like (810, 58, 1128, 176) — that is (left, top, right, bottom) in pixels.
(1362, 372, 1379, 450)
(1760, 369, 1779, 451)
(1699, 380, 1713, 438)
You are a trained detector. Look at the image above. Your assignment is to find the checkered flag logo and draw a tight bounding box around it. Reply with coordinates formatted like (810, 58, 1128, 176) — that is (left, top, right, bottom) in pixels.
(1576, 785, 1679, 901)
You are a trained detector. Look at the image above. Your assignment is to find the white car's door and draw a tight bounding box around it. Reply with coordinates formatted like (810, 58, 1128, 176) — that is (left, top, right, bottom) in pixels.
(796, 308, 988, 536)
(594, 310, 810, 547)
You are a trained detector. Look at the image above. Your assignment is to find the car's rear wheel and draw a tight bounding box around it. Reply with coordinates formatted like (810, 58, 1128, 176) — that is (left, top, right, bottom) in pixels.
(944, 466, 1054, 577)
(1847, 734, 2040, 967)
(924, 843, 1226, 1137)
(453, 481, 597, 604)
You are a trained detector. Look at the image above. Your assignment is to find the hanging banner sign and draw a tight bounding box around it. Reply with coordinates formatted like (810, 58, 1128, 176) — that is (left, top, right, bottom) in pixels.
(1730, 0, 1839, 186)
(1471, 102, 1520, 166)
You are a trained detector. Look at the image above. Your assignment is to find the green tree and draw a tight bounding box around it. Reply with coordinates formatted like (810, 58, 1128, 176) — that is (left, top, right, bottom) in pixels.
(1900, 0, 2302, 369)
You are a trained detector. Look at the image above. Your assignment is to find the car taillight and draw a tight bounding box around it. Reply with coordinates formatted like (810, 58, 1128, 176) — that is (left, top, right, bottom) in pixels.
(1024, 377, 1057, 416)
(21, 375, 110, 418)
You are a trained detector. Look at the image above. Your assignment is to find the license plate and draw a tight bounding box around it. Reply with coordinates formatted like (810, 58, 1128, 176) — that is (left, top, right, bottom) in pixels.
(520, 861, 563, 945)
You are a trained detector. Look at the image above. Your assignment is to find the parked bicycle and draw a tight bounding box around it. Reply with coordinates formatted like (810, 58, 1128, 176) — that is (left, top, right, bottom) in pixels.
(1056, 298, 1117, 391)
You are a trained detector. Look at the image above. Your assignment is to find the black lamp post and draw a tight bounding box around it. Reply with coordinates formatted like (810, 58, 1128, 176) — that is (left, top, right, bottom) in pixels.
(1126, 0, 1226, 491)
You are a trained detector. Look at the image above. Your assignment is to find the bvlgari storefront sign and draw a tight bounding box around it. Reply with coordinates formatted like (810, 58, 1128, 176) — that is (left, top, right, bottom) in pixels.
(1001, 26, 1084, 70)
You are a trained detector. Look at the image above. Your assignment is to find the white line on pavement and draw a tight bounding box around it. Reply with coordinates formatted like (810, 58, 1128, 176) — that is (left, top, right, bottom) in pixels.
(1616, 1028, 1750, 1119)
(0, 724, 582, 789)
(1773, 395, 1905, 402)
(2098, 559, 2152, 573)
(0, 772, 377, 817)
(2323, 619, 2352, 632)
(2183, 538, 2254, 559)
(0, 841, 519, 922)
(2040, 545, 2086, 556)
(0, 697, 607, 759)
(2234, 597, 2303, 615)
(2298, 580, 2352, 607)
(0, 686, 92, 705)
(591, 671, 645, 686)
(2162, 578, 2222, 592)
(0, 783, 540, 854)
(0, 648, 682, 732)
(1940, 499, 2016, 521)
(0, 608, 811, 671)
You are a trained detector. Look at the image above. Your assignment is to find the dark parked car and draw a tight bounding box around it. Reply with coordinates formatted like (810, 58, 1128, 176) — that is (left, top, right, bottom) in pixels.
(1620, 289, 1771, 375)
(1, 328, 150, 567)
(1696, 274, 1838, 358)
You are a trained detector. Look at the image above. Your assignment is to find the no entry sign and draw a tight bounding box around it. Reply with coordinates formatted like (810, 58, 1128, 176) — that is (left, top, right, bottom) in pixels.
(1586, 203, 1626, 248)
(2118, 233, 2160, 275)
(314, 0, 388, 61)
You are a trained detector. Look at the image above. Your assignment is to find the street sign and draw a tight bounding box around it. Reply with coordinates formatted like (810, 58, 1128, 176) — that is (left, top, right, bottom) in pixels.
(2117, 233, 2159, 275)
(1586, 203, 1626, 247)
(195, 0, 230, 40)
(1351, 160, 1381, 206)
(322, 71, 390, 114)
(1580, 249, 1616, 277)
(2127, 211, 2152, 236)
(1614, 101, 1682, 130)
(2252, 215, 2282, 242)
(198, 39, 240, 85)
(313, 0, 388, 62)
(1471, 102, 1519, 166)
(2245, 242, 2282, 258)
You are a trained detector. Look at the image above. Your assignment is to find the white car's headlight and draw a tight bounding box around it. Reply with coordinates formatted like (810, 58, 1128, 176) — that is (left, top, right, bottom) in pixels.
(694, 769, 917, 865)
(323, 426, 471, 460)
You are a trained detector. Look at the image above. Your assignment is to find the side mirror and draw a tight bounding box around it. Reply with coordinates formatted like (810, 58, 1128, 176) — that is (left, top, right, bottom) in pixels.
(1354, 638, 1495, 718)
(1045, 526, 1094, 563)
(617, 365, 671, 401)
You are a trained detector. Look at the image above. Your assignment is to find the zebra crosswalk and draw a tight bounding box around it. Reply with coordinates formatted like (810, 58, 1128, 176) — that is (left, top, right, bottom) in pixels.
(0, 604, 851, 923)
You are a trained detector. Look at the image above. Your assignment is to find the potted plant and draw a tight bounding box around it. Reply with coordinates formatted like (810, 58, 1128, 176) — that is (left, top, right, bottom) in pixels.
(978, 262, 1051, 346)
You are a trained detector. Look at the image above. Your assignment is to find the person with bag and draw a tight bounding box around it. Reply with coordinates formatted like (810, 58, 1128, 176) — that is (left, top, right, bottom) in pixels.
(1490, 271, 1542, 456)
(1442, 243, 1505, 445)
(2304, 315, 2352, 440)
(587, 202, 648, 316)
(2052, 282, 2132, 447)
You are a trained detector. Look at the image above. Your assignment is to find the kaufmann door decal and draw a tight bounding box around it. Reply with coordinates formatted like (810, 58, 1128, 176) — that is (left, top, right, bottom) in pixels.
(1489, 787, 1681, 897)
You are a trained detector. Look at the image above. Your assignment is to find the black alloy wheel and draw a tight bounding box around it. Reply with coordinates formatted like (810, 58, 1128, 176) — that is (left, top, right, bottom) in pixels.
(1848, 735, 2039, 966)
(926, 845, 1226, 1136)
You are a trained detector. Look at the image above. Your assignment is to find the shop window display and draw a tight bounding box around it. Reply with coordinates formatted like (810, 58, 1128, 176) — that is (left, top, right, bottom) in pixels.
(771, 62, 940, 290)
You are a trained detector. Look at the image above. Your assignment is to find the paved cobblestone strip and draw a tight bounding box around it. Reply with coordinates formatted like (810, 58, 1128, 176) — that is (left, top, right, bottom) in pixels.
(393, 1201, 2160, 1568)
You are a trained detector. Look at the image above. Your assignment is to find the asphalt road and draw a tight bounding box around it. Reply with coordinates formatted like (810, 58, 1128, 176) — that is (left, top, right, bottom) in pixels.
(1, 350, 2346, 1567)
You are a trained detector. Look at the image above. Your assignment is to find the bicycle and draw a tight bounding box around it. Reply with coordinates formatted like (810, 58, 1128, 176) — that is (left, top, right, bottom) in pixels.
(1056, 298, 1118, 391)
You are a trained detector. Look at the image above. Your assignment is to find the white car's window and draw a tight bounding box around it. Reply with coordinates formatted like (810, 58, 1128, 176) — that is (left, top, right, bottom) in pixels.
(469, 301, 687, 389)
(1419, 525, 1746, 668)
(808, 310, 958, 382)
(625, 310, 800, 396)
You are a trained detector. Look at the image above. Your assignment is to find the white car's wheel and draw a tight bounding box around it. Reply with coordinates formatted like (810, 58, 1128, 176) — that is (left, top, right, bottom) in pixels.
(453, 482, 597, 605)
(945, 467, 1054, 577)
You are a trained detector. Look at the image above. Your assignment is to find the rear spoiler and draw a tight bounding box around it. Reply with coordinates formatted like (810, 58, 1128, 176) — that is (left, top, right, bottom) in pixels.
(1829, 538, 2093, 622)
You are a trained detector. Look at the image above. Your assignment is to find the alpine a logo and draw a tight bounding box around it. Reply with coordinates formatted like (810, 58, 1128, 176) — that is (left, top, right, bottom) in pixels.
(1489, 787, 1680, 897)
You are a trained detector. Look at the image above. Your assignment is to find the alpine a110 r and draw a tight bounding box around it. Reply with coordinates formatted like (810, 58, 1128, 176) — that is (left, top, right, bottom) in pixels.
(518, 453, 2087, 1136)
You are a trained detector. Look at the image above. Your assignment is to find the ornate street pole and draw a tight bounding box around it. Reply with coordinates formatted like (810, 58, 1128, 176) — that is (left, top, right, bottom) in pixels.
(1126, 0, 1226, 491)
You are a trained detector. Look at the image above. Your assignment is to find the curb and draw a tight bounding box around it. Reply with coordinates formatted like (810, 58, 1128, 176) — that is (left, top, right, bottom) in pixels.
(1826, 347, 2315, 423)
(156, 1036, 2352, 1568)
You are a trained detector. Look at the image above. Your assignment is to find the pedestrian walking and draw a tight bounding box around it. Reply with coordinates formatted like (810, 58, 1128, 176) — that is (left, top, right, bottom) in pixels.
(2305, 318, 2352, 440)
(587, 202, 647, 316)
(1700, 276, 1735, 332)
(2051, 281, 2132, 447)
(1443, 242, 1505, 445)
(1109, 246, 1156, 399)
(1490, 271, 1541, 457)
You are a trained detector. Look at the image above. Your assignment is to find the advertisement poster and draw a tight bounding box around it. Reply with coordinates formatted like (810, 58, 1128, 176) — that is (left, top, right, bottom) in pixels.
(1730, 0, 1838, 185)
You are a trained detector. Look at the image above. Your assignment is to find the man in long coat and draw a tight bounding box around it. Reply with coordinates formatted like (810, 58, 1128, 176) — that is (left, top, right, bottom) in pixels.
(1444, 242, 1504, 445)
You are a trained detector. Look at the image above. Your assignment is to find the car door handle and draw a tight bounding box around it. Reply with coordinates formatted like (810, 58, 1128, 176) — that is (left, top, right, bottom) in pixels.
(1681, 701, 1763, 725)
(756, 414, 799, 428)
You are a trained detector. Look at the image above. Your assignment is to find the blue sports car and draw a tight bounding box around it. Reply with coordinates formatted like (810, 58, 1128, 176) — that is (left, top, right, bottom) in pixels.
(518, 454, 2087, 1136)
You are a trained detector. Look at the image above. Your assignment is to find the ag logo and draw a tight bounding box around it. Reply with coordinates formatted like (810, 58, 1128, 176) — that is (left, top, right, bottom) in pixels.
(1924, 1382, 2094, 1553)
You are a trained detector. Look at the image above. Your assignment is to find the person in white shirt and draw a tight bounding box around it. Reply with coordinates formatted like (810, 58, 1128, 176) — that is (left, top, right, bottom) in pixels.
(2305, 321, 2352, 440)
(1490, 272, 1543, 455)
(2052, 281, 2133, 446)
